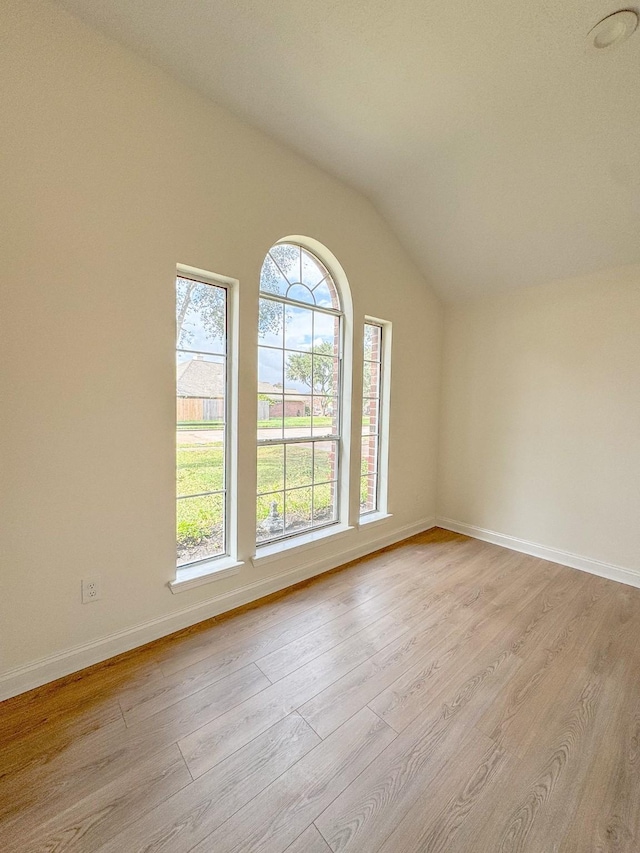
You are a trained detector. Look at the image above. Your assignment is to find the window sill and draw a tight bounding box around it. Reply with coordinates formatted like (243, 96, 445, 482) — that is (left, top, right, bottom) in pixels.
(358, 511, 393, 529)
(169, 557, 244, 594)
(252, 523, 354, 568)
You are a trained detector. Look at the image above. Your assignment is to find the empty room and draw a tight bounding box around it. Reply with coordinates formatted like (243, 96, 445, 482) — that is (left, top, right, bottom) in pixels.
(1, 0, 640, 851)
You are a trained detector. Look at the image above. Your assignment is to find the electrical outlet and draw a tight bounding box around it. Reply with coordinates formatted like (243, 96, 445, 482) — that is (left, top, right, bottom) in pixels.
(81, 577, 101, 604)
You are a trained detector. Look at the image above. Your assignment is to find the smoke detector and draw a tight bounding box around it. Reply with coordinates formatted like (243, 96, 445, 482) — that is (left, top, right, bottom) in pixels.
(589, 10, 638, 49)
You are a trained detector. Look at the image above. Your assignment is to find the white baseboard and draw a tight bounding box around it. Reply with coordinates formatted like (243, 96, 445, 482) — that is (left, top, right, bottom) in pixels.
(437, 516, 640, 589)
(0, 517, 435, 702)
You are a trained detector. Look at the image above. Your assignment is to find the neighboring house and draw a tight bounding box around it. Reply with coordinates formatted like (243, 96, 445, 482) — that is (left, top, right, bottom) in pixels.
(258, 381, 306, 418)
(176, 361, 306, 422)
(176, 356, 225, 421)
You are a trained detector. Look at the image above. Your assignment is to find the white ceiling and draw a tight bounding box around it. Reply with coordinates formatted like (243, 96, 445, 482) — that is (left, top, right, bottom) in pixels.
(56, 0, 640, 299)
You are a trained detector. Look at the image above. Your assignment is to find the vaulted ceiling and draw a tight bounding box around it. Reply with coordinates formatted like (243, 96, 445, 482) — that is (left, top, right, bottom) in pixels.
(56, 0, 640, 299)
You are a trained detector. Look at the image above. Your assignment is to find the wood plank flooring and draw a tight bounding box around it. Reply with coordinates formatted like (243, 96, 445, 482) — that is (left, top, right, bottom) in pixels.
(2, 528, 640, 852)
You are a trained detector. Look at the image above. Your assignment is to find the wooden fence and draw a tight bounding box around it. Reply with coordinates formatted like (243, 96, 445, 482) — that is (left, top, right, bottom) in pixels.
(177, 397, 224, 422)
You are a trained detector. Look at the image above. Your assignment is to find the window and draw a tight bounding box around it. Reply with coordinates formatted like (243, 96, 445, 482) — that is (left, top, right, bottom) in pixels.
(360, 319, 389, 517)
(176, 269, 229, 568)
(257, 242, 343, 544)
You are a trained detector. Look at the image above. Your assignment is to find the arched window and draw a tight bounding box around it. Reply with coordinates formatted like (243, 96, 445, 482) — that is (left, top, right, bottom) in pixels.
(256, 241, 345, 544)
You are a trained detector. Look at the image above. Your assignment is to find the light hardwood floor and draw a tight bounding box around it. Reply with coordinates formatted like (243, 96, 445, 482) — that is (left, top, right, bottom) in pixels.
(2, 528, 640, 852)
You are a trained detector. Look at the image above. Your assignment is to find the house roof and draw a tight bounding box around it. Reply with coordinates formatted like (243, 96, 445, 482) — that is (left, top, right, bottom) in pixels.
(57, 0, 640, 300)
(258, 382, 307, 403)
(177, 360, 307, 401)
(177, 358, 225, 398)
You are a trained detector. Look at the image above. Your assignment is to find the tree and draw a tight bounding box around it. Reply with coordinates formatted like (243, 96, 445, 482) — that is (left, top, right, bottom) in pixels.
(177, 276, 284, 347)
(177, 278, 223, 348)
(286, 340, 335, 415)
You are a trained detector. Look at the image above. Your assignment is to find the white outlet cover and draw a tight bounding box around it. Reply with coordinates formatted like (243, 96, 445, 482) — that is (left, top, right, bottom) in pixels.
(82, 577, 102, 603)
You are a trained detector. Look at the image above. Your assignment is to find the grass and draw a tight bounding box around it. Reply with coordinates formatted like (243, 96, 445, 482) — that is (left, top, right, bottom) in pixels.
(178, 416, 334, 430)
(177, 424, 376, 559)
(177, 441, 336, 550)
(258, 417, 331, 428)
(178, 421, 224, 430)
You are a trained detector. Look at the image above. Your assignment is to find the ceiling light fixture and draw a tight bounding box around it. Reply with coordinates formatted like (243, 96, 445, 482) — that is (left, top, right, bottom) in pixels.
(588, 9, 638, 49)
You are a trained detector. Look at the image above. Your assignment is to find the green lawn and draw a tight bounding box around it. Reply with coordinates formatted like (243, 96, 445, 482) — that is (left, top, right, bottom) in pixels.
(178, 416, 335, 430)
(177, 421, 224, 430)
(177, 442, 336, 552)
(177, 428, 376, 562)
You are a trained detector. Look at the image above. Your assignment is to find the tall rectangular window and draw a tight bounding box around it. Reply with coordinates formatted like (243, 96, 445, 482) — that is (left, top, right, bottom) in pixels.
(176, 271, 228, 567)
(360, 320, 388, 516)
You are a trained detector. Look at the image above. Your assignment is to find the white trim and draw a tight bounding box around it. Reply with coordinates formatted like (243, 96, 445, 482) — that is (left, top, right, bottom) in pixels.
(358, 511, 393, 529)
(437, 517, 640, 589)
(0, 517, 435, 701)
(175, 263, 241, 578)
(170, 558, 244, 593)
(252, 523, 354, 568)
(176, 263, 237, 288)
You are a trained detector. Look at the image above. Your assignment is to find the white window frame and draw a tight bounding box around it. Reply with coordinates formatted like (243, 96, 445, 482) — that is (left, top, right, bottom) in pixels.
(255, 240, 353, 555)
(359, 316, 392, 525)
(171, 263, 242, 593)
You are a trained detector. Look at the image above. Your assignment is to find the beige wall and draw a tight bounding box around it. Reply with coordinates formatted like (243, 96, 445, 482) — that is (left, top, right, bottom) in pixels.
(438, 265, 640, 573)
(0, 0, 442, 685)
(5, 0, 637, 697)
